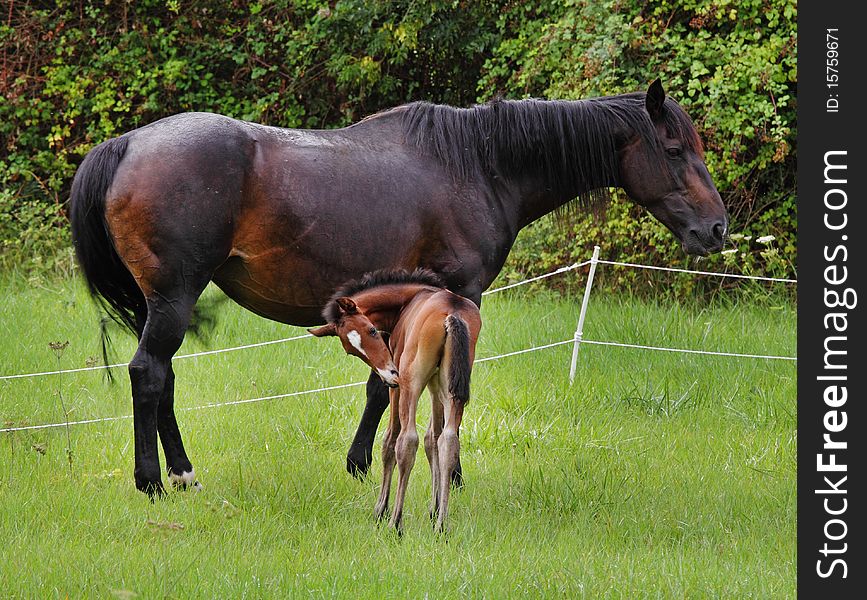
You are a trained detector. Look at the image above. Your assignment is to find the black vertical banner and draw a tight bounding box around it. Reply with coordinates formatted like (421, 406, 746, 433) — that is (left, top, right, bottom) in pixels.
(798, 2, 866, 597)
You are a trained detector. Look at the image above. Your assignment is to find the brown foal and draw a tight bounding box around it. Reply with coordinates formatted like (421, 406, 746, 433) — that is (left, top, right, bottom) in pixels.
(310, 269, 481, 533)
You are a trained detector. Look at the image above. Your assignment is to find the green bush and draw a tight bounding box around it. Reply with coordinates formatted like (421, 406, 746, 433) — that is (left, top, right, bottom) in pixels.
(1, 0, 796, 291)
(0, 188, 73, 275)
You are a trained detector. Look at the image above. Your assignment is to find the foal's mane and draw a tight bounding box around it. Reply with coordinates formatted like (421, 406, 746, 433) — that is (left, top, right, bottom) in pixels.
(323, 268, 445, 324)
(397, 92, 703, 212)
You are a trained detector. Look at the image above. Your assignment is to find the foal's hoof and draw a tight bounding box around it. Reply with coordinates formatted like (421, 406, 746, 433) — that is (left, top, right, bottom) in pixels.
(346, 451, 372, 480)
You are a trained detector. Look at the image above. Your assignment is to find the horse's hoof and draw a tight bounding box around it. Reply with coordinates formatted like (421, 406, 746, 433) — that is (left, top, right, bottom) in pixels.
(168, 468, 202, 491)
(450, 468, 464, 489)
(387, 513, 404, 536)
(137, 479, 165, 499)
(347, 452, 371, 479)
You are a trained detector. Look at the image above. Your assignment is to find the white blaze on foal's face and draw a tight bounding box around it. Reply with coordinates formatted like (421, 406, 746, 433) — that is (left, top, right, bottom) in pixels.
(307, 297, 400, 388)
(346, 330, 367, 357)
(340, 320, 399, 388)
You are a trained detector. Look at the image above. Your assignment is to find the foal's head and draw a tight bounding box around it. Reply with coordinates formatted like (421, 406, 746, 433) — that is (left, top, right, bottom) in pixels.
(309, 297, 400, 388)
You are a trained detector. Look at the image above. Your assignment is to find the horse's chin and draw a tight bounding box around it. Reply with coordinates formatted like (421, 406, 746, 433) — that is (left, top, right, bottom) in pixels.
(680, 231, 723, 257)
(681, 241, 710, 257)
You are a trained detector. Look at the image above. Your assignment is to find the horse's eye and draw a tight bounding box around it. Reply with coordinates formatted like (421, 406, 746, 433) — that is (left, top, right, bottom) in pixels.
(369, 327, 377, 336)
(666, 146, 682, 158)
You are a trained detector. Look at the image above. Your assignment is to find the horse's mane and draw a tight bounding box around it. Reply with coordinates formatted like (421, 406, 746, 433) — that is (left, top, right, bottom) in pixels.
(323, 268, 445, 323)
(397, 93, 703, 212)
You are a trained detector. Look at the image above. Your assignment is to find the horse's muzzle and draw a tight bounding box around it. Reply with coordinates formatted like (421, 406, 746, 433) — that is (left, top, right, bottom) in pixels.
(377, 367, 400, 388)
(684, 219, 727, 256)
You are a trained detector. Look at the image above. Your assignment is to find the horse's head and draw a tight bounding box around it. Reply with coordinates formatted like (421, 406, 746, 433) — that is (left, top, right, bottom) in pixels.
(618, 79, 728, 256)
(309, 296, 400, 388)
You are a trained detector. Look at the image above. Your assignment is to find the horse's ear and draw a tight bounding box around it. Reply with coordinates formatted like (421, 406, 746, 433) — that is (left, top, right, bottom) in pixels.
(335, 296, 358, 315)
(308, 324, 337, 337)
(646, 78, 666, 122)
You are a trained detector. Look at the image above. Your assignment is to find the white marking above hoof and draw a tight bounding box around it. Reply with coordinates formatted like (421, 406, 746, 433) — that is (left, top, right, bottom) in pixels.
(169, 469, 202, 491)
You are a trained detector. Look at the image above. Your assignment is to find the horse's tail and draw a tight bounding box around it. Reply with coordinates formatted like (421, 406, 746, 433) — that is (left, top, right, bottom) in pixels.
(444, 314, 473, 405)
(69, 135, 144, 336)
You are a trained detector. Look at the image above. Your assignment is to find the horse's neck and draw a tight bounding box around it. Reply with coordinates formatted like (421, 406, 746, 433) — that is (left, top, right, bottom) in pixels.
(356, 285, 433, 333)
(497, 101, 627, 228)
(510, 182, 585, 229)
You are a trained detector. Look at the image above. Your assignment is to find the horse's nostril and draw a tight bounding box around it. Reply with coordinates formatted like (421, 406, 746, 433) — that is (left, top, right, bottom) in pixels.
(390, 370, 399, 377)
(712, 221, 726, 241)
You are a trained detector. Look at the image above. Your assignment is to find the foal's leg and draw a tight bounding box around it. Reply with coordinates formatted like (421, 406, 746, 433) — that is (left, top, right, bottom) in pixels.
(436, 393, 465, 534)
(347, 372, 390, 478)
(129, 291, 200, 496)
(374, 387, 400, 521)
(424, 381, 445, 520)
(389, 380, 421, 534)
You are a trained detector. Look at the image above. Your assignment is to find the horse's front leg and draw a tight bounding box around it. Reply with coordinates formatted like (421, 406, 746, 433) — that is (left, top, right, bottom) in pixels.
(374, 387, 400, 521)
(346, 371, 390, 478)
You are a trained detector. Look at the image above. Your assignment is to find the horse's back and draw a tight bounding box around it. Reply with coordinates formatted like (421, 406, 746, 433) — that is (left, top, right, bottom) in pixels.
(409, 290, 481, 337)
(434, 290, 481, 336)
(98, 110, 495, 325)
(392, 289, 480, 380)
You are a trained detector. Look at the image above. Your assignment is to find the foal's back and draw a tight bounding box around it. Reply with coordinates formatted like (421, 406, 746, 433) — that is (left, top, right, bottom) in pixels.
(390, 289, 481, 388)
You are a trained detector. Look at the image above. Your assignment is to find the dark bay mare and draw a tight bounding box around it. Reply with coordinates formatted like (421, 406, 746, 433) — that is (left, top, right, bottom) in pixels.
(69, 79, 727, 495)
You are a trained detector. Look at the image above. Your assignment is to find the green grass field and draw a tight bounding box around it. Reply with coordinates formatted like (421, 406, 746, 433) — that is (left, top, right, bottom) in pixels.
(0, 275, 795, 598)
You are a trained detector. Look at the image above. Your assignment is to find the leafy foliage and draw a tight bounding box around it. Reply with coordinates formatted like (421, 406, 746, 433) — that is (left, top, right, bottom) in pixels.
(1, 0, 796, 292)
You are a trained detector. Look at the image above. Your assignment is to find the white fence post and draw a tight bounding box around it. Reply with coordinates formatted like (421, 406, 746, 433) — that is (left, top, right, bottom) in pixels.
(569, 245, 600, 384)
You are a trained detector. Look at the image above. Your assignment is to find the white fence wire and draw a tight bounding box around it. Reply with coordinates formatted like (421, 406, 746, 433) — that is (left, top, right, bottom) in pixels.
(1, 250, 797, 434)
(596, 259, 798, 283)
(0, 333, 316, 381)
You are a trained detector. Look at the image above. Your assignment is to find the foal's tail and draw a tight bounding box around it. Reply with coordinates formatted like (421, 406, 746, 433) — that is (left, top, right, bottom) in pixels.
(444, 314, 473, 405)
(69, 135, 144, 336)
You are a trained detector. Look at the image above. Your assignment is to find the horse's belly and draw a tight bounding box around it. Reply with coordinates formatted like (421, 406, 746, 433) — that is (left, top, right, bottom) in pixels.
(212, 254, 327, 326)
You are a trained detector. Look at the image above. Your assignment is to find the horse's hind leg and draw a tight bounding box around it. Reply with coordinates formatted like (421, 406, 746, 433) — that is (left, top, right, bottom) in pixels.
(424, 380, 445, 521)
(158, 364, 200, 489)
(436, 391, 465, 534)
(129, 287, 205, 495)
(389, 380, 421, 534)
(351, 373, 463, 488)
